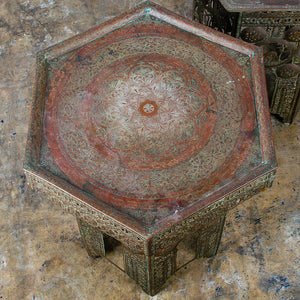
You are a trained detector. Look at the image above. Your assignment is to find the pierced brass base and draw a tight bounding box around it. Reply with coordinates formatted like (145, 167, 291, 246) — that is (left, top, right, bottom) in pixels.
(77, 214, 226, 295)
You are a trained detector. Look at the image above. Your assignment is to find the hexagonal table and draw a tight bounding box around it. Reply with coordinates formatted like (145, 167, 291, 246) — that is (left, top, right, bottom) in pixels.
(24, 1, 277, 296)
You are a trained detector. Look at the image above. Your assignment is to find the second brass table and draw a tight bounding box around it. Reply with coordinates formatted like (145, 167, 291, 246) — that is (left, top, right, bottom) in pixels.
(194, 0, 300, 123)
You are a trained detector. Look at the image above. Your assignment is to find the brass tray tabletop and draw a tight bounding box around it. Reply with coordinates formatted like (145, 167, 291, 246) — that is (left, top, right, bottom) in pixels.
(24, 1, 277, 295)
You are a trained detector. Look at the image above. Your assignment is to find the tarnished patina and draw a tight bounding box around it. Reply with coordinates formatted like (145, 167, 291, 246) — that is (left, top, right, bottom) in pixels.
(24, 1, 277, 295)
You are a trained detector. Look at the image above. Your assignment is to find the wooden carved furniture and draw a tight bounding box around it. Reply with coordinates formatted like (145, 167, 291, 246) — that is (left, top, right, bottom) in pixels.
(24, 2, 277, 295)
(194, 0, 300, 123)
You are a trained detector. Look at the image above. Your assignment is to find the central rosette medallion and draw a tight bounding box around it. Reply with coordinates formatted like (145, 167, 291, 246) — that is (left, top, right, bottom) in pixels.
(140, 100, 158, 116)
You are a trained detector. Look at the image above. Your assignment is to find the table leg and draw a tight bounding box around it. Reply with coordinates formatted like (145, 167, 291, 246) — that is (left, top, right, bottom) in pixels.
(123, 247, 177, 296)
(77, 217, 106, 258)
(196, 214, 226, 258)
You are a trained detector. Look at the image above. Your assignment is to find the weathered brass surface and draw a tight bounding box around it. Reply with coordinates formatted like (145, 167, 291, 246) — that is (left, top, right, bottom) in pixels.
(24, 1, 276, 295)
(194, 0, 300, 124)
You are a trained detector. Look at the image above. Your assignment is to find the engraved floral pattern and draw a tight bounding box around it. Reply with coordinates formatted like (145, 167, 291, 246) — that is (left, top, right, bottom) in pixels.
(41, 17, 258, 212)
(85, 56, 214, 170)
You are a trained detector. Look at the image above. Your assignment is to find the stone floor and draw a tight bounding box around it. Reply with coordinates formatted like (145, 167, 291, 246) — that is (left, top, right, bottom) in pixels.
(0, 0, 299, 299)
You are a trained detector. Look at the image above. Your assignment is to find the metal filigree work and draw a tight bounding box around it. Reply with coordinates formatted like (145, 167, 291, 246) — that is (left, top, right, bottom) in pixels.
(25, 2, 277, 296)
(194, 0, 239, 36)
(194, 0, 300, 123)
(76, 216, 106, 257)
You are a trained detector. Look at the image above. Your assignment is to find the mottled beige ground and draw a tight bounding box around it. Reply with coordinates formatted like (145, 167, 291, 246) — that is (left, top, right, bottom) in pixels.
(0, 1, 299, 299)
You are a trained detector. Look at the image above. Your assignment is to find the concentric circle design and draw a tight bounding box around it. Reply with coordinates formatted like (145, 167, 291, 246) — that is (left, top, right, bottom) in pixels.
(42, 20, 257, 211)
(82, 54, 217, 170)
